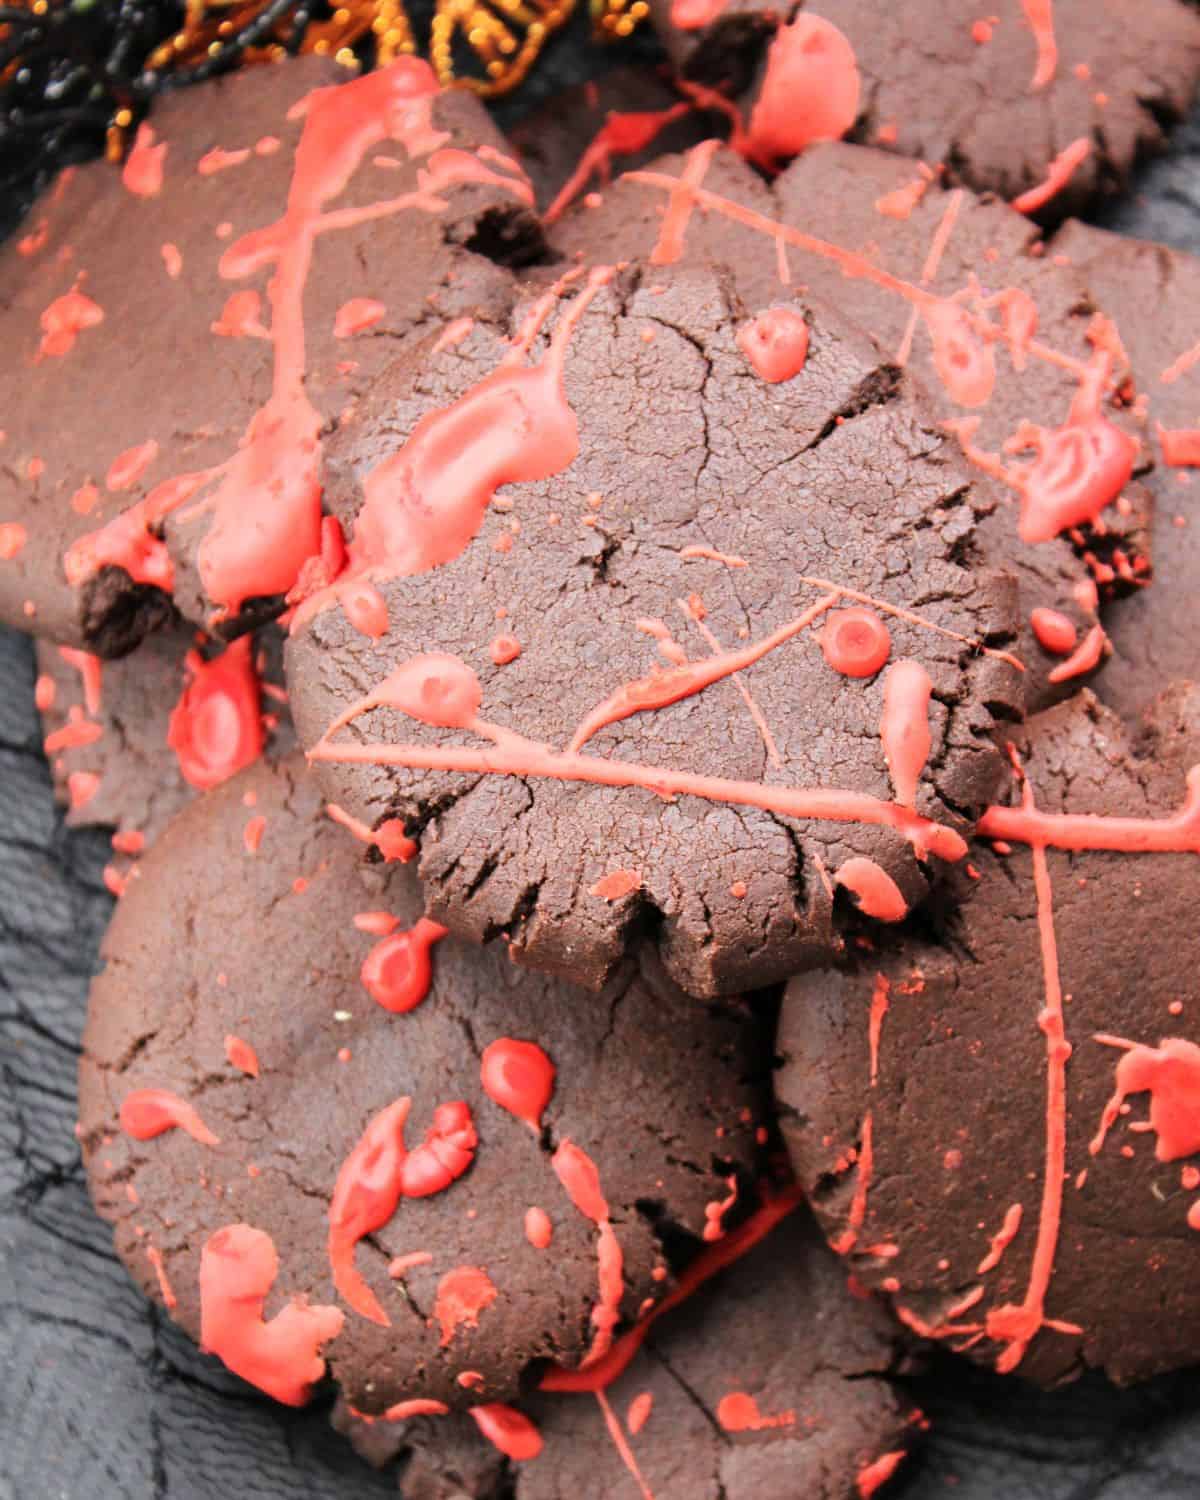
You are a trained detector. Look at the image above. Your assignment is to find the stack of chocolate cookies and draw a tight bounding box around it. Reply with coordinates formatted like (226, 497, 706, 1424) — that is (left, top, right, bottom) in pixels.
(6, 4, 1200, 1492)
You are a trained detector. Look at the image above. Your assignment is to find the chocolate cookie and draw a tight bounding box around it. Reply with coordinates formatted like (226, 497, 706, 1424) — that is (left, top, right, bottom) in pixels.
(646, 0, 1200, 220)
(0, 54, 542, 655)
(336, 1198, 919, 1498)
(78, 753, 769, 1416)
(778, 683, 1200, 1385)
(36, 622, 291, 883)
(286, 260, 1025, 997)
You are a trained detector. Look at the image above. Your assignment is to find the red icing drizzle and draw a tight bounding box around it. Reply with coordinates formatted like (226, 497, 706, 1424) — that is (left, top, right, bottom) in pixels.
(745, 15, 860, 167)
(480, 1038, 555, 1130)
(715, 1392, 795, 1431)
(1029, 607, 1077, 656)
(544, 103, 691, 223)
(835, 857, 908, 922)
(1020, 0, 1058, 89)
(120, 1088, 219, 1147)
(1045, 622, 1107, 684)
(200, 1223, 344, 1405)
(552, 1141, 624, 1366)
(433, 1265, 497, 1346)
(736, 307, 809, 383)
(224, 1035, 260, 1077)
(123, 123, 167, 197)
(1088, 1037, 1200, 1162)
(359, 917, 448, 1013)
(1011, 137, 1089, 214)
(470, 1404, 543, 1462)
(857, 1449, 908, 1498)
(880, 660, 932, 809)
(166, 635, 263, 791)
(978, 767, 1200, 855)
(39, 288, 103, 358)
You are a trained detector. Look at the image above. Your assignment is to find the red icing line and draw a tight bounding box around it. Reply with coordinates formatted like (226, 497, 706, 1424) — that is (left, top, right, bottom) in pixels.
(736, 307, 809, 383)
(480, 1038, 555, 1130)
(977, 770, 1200, 855)
(552, 1141, 625, 1366)
(649, 139, 720, 266)
(745, 15, 860, 167)
(679, 543, 747, 567)
(976, 1203, 1024, 1275)
(39, 287, 104, 358)
(1011, 137, 1089, 214)
(389, 1249, 433, 1277)
(596, 1388, 656, 1500)
(470, 1404, 543, 1462)
(1045, 622, 1107, 684)
(382, 1398, 450, 1420)
(167, 635, 264, 791)
(334, 297, 386, 337)
(57, 646, 103, 715)
(857, 1449, 908, 1499)
(328, 1096, 413, 1325)
(145, 1244, 177, 1310)
(1020, 0, 1058, 89)
(716, 1392, 795, 1431)
(868, 973, 891, 1088)
(106, 440, 159, 491)
(433, 1265, 498, 1346)
(1088, 1036, 1200, 1162)
(880, 660, 932, 810)
(224, 1035, 260, 1077)
(1029, 607, 1077, 656)
(524, 1206, 553, 1249)
(44, 720, 102, 753)
(119, 1088, 219, 1147)
(200, 1223, 344, 1405)
(123, 123, 166, 197)
(835, 858, 908, 922)
(544, 103, 692, 224)
(830, 1113, 873, 1255)
(359, 917, 448, 1013)
(682, 597, 784, 767)
(876, 174, 931, 221)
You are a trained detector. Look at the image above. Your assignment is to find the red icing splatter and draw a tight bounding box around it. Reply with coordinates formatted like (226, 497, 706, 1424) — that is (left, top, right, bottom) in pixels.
(489, 633, 521, 665)
(326, 802, 417, 862)
(977, 1203, 1024, 1275)
(480, 1038, 555, 1130)
(835, 857, 908, 922)
(922, 299, 996, 408)
(68, 771, 100, 809)
(224, 1035, 260, 1077)
(880, 660, 932, 810)
(359, 917, 448, 1013)
(167, 635, 263, 790)
(198, 146, 251, 176)
(145, 1245, 177, 1310)
(119, 1088, 219, 1147)
(1029, 607, 1078, 656)
(627, 1391, 653, 1434)
(736, 306, 809, 383)
(243, 815, 266, 853)
(670, 0, 725, 26)
(433, 1265, 497, 1345)
(328, 1097, 413, 1325)
(1045, 623, 1107, 684)
(745, 15, 860, 167)
(544, 103, 691, 223)
(525, 1206, 553, 1249)
(200, 1224, 344, 1405)
(212, 290, 269, 339)
(334, 298, 386, 337)
(1011, 137, 1090, 214)
(1020, 0, 1058, 89)
(820, 608, 892, 678)
(553, 1141, 625, 1366)
(1156, 423, 1200, 468)
(590, 869, 642, 901)
(0, 523, 27, 560)
(400, 1100, 477, 1197)
(106, 440, 159, 491)
(857, 1449, 908, 1498)
(39, 288, 104, 358)
(1089, 1037, 1200, 1162)
(716, 1392, 795, 1431)
(161, 243, 183, 279)
(123, 123, 167, 197)
(470, 1404, 543, 1461)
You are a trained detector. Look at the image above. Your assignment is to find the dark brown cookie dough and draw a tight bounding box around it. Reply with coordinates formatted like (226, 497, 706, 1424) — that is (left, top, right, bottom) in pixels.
(646, 0, 1200, 221)
(287, 261, 1024, 997)
(0, 55, 542, 655)
(778, 684, 1200, 1386)
(337, 1201, 919, 1500)
(78, 754, 769, 1416)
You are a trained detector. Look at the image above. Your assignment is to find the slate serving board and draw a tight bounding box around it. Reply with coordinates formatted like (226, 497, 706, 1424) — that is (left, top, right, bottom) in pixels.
(4, 16, 1200, 1497)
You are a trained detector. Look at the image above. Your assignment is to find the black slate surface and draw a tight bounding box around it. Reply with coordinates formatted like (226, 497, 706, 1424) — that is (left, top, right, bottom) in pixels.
(4, 17, 1200, 1497)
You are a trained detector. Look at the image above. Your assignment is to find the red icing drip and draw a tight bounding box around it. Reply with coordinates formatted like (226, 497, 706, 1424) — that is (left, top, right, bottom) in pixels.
(106, 440, 159, 492)
(880, 660, 932, 809)
(480, 1038, 555, 1130)
(39, 288, 103, 358)
(745, 15, 860, 167)
(976, 1203, 1024, 1275)
(552, 1141, 624, 1366)
(433, 1265, 497, 1345)
(326, 802, 417, 862)
(224, 1035, 260, 1077)
(702, 1176, 739, 1241)
(325, 652, 482, 737)
(334, 298, 386, 337)
(591, 869, 642, 901)
(830, 1113, 873, 1255)
(1020, 0, 1058, 89)
(1045, 623, 1107, 684)
(166, 635, 264, 791)
(1156, 423, 1200, 468)
(716, 1392, 795, 1431)
(200, 1224, 343, 1405)
(0, 522, 27, 560)
(329, 1096, 413, 1325)
(922, 299, 996, 408)
(470, 1404, 543, 1462)
(119, 1088, 219, 1147)
(57, 646, 103, 715)
(399, 1100, 477, 1197)
(595, 1388, 656, 1500)
(857, 1449, 908, 1499)
(1011, 137, 1090, 214)
(145, 1244, 177, 1310)
(544, 103, 691, 223)
(835, 857, 908, 922)
(978, 768, 1200, 854)
(627, 1391, 653, 1435)
(123, 124, 166, 197)
(736, 306, 809, 383)
(359, 916, 448, 1013)
(876, 174, 931, 221)
(1089, 1037, 1200, 1162)
(1030, 607, 1077, 656)
(524, 1206, 553, 1248)
(868, 973, 890, 1088)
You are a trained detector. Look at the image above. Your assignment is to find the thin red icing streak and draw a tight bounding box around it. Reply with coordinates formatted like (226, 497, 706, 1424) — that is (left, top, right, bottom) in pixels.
(835, 858, 908, 921)
(1030, 607, 1077, 656)
(44, 720, 103, 753)
(224, 1035, 260, 1077)
(649, 139, 720, 266)
(552, 1141, 624, 1366)
(984, 768, 1075, 1374)
(544, 103, 691, 223)
(39, 288, 103, 358)
(480, 1038, 555, 1130)
(389, 1250, 433, 1276)
(167, 636, 263, 790)
(0, 523, 26, 560)
(354, 910, 399, 936)
(868, 973, 890, 1088)
(1088, 1037, 1200, 1162)
(857, 1449, 908, 1498)
(1045, 623, 1107, 684)
(978, 766, 1200, 855)
(821, 607, 891, 678)
(976, 1203, 1024, 1274)
(120, 1088, 219, 1147)
(200, 1224, 343, 1405)
(243, 814, 266, 853)
(433, 315, 475, 352)
(470, 1404, 543, 1462)
(198, 146, 251, 176)
(830, 1114, 873, 1255)
(145, 1245, 177, 1310)
(334, 298, 386, 337)
(1011, 137, 1090, 214)
(359, 916, 448, 1013)
(591, 869, 642, 901)
(433, 1265, 497, 1345)
(382, 1398, 450, 1420)
(736, 306, 809, 382)
(1020, 0, 1058, 89)
(106, 440, 159, 491)
(679, 543, 747, 567)
(326, 802, 417, 862)
(58, 646, 103, 715)
(880, 660, 932, 810)
(525, 1206, 553, 1248)
(745, 14, 860, 166)
(627, 1391, 653, 1435)
(681, 596, 784, 767)
(123, 124, 166, 197)
(1156, 423, 1200, 468)
(328, 1096, 413, 1324)
(716, 1392, 796, 1431)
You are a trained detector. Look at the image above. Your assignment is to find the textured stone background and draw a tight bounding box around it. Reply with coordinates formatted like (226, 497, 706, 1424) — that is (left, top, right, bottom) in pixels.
(4, 17, 1200, 1497)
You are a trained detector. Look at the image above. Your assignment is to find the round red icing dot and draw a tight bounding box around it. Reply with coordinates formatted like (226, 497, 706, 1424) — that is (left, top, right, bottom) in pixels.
(1029, 606, 1078, 656)
(480, 1039, 555, 1130)
(820, 608, 892, 678)
(736, 307, 810, 383)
